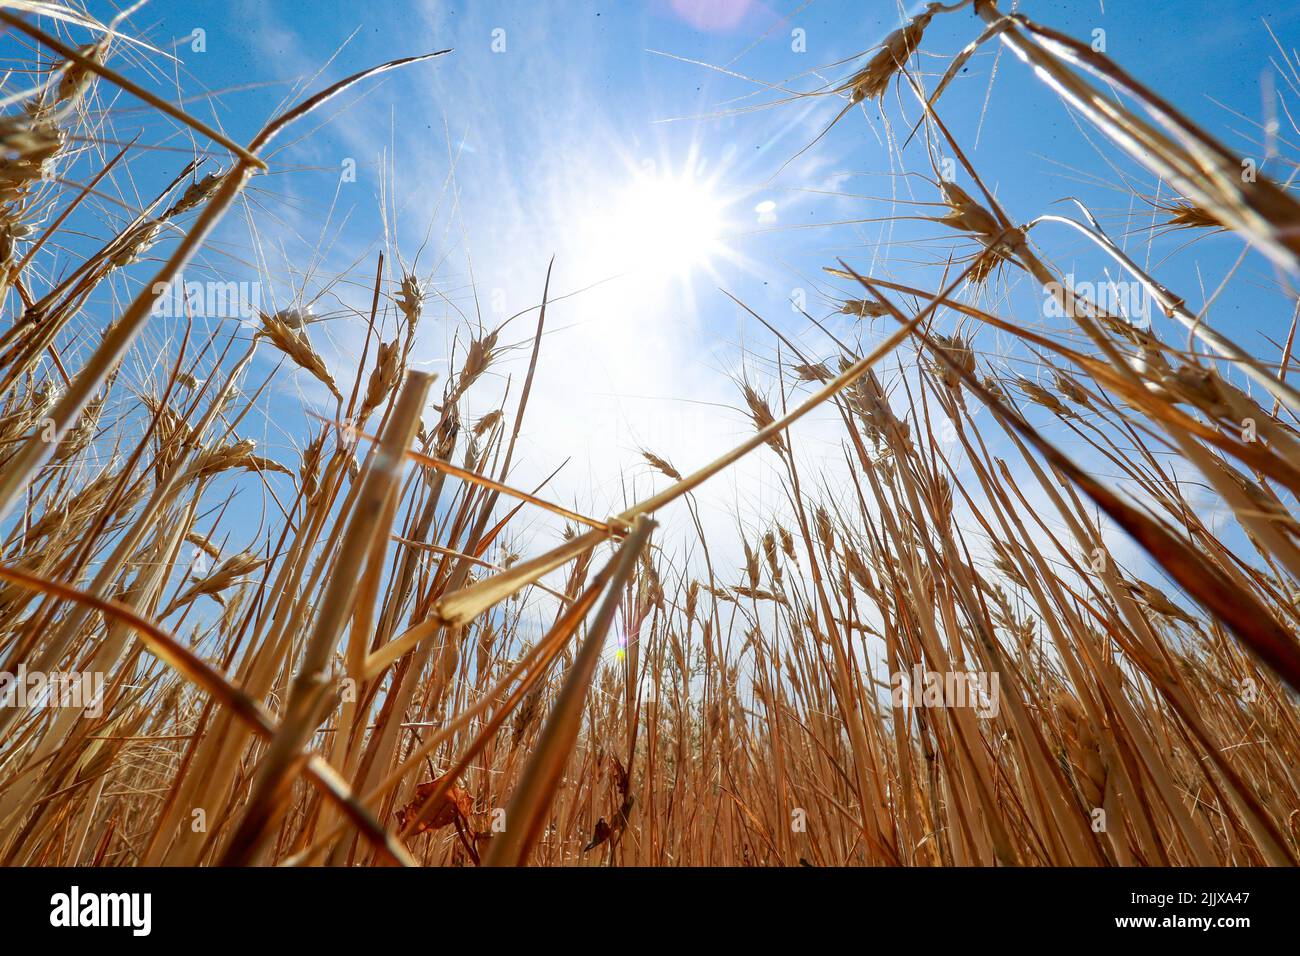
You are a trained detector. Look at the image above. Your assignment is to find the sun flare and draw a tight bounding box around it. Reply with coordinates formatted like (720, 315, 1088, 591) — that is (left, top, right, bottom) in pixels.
(584, 169, 727, 281)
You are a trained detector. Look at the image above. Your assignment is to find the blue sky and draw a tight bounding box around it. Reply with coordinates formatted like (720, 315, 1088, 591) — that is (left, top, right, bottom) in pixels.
(49, 0, 1300, 590)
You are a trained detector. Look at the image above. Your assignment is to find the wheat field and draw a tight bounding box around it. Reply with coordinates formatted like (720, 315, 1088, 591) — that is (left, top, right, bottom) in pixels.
(0, 0, 1298, 870)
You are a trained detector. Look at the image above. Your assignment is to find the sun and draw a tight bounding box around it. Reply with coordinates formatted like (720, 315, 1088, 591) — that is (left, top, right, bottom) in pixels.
(583, 168, 727, 281)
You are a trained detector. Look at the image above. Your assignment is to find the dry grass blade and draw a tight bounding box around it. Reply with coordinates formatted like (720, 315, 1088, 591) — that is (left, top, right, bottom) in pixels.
(0, 10, 266, 168)
(847, 265, 1300, 694)
(0, 563, 412, 866)
(220, 371, 432, 865)
(0, 47, 451, 523)
(483, 515, 655, 866)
